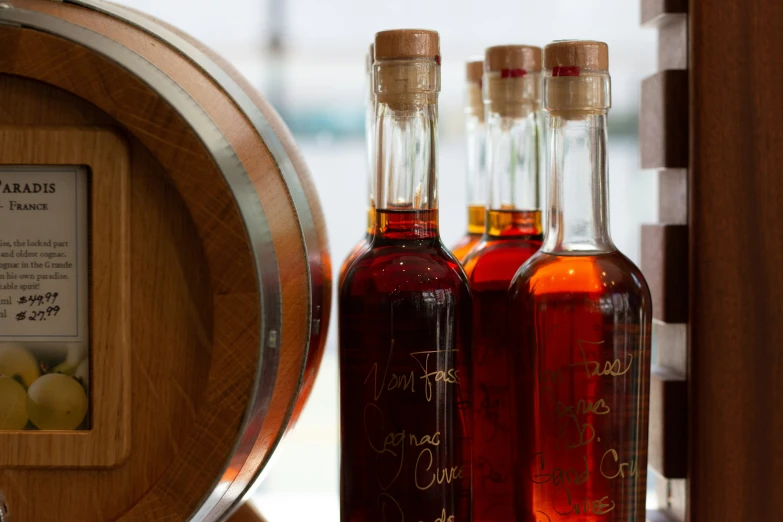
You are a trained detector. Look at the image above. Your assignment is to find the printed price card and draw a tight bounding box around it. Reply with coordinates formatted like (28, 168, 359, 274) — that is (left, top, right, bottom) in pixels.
(0, 166, 90, 430)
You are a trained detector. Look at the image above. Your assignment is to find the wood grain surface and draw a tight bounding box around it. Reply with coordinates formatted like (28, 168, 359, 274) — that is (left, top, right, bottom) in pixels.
(131, 6, 333, 435)
(0, 0, 326, 517)
(653, 320, 687, 376)
(641, 0, 687, 26)
(657, 14, 687, 70)
(641, 224, 688, 323)
(640, 71, 688, 170)
(658, 169, 687, 225)
(689, 0, 783, 520)
(648, 368, 687, 479)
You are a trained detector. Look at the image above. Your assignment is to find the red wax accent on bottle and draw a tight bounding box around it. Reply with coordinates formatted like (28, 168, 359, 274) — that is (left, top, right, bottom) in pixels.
(500, 68, 528, 78)
(552, 66, 581, 77)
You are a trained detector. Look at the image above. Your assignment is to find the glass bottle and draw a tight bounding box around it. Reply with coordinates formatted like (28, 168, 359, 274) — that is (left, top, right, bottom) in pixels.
(339, 29, 473, 522)
(462, 45, 545, 522)
(508, 40, 652, 522)
(339, 43, 376, 286)
(463, 45, 543, 522)
(451, 59, 488, 262)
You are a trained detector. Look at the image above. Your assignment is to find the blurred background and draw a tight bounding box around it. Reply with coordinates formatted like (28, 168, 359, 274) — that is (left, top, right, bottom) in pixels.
(116, 0, 658, 519)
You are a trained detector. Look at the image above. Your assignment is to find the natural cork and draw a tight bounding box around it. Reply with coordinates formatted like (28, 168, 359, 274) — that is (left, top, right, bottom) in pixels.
(483, 46, 542, 119)
(485, 45, 542, 73)
(465, 60, 484, 122)
(544, 40, 608, 72)
(466, 59, 483, 82)
(543, 40, 611, 117)
(374, 29, 440, 60)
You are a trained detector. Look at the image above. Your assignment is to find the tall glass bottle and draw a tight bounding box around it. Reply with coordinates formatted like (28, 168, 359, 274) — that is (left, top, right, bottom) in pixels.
(508, 41, 652, 521)
(462, 45, 544, 522)
(339, 29, 473, 522)
(452, 59, 487, 262)
(339, 43, 375, 286)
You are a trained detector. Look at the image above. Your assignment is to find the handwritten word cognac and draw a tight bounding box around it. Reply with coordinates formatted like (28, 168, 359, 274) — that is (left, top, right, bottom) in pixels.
(508, 41, 652, 522)
(451, 59, 487, 262)
(339, 30, 473, 522)
(462, 45, 545, 522)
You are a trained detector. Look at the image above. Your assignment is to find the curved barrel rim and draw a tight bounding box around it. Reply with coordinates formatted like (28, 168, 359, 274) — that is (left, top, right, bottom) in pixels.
(0, 4, 285, 521)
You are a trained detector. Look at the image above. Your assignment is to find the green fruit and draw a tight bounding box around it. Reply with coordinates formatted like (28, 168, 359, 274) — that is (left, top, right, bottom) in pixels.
(0, 375, 29, 429)
(74, 359, 89, 388)
(0, 344, 40, 388)
(27, 373, 88, 430)
(52, 361, 77, 376)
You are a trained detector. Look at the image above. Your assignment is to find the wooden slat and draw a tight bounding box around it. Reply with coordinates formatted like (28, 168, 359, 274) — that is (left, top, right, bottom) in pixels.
(641, 224, 688, 323)
(649, 368, 688, 478)
(641, 70, 688, 170)
(658, 169, 687, 224)
(658, 14, 688, 70)
(653, 474, 687, 521)
(646, 510, 678, 522)
(642, 0, 687, 26)
(690, 0, 783, 520)
(653, 320, 687, 375)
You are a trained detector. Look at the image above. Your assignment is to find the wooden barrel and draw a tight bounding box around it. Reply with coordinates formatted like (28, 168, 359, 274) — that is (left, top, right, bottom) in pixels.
(0, 1, 330, 521)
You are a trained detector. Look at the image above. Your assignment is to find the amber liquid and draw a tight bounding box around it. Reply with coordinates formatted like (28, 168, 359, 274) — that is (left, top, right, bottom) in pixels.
(508, 251, 651, 522)
(462, 210, 543, 521)
(340, 209, 473, 522)
(451, 204, 486, 263)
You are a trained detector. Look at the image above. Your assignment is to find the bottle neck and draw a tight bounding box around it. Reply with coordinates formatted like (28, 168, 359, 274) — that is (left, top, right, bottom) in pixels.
(373, 58, 440, 241)
(365, 66, 376, 235)
(484, 74, 543, 238)
(541, 112, 614, 254)
(465, 79, 486, 234)
(374, 100, 439, 239)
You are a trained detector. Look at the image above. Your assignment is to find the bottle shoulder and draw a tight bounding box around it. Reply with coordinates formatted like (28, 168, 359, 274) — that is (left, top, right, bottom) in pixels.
(463, 236, 543, 288)
(342, 240, 471, 297)
(338, 235, 372, 286)
(450, 233, 481, 263)
(509, 250, 651, 305)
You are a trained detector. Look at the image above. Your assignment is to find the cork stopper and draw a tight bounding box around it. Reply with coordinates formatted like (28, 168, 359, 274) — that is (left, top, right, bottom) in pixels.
(374, 29, 440, 61)
(485, 45, 542, 73)
(484, 45, 542, 118)
(465, 59, 484, 122)
(544, 40, 608, 73)
(374, 29, 440, 110)
(543, 40, 611, 116)
(466, 59, 483, 82)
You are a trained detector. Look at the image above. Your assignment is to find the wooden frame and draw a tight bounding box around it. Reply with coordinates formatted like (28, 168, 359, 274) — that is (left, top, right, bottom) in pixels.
(643, 1, 783, 520)
(0, 126, 131, 468)
(689, 1, 783, 520)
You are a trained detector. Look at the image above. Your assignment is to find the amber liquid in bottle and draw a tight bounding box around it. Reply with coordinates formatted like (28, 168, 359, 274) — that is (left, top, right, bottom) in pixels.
(464, 211, 542, 521)
(510, 252, 650, 522)
(508, 42, 652, 522)
(340, 34, 473, 522)
(463, 53, 545, 521)
(452, 205, 485, 262)
(341, 209, 472, 521)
